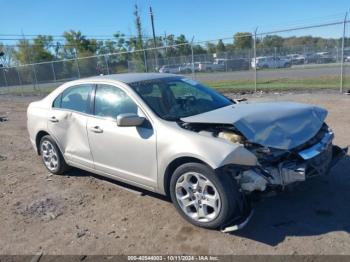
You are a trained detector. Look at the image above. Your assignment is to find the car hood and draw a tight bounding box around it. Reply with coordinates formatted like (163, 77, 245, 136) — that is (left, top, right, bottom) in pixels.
(181, 102, 327, 150)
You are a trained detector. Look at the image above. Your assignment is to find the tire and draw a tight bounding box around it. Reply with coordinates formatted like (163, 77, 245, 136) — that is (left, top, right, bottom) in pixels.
(39, 135, 69, 175)
(169, 162, 241, 229)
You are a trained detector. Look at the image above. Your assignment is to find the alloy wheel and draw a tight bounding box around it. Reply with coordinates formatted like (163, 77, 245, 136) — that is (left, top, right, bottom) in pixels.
(41, 140, 59, 172)
(175, 172, 221, 222)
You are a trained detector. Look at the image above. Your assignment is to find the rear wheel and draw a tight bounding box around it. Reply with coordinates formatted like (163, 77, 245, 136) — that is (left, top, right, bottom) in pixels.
(39, 135, 69, 175)
(169, 162, 241, 229)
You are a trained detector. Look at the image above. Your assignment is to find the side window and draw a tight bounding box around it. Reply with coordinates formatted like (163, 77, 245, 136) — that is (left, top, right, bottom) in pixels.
(94, 84, 138, 118)
(61, 84, 93, 114)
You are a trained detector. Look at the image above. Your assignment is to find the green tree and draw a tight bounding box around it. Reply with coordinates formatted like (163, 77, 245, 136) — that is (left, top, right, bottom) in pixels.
(175, 34, 191, 56)
(164, 34, 177, 57)
(63, 30, 98, 58)
(206, 42, 216, 54)
(234, 32, 252, 49)
(62, 31, 101, 77)
(13, 35, 54, 64)
(0, 43, 15, 67)
(129, 4, 145, 71)
(216, 39, 226, 53)
(13, 39, 32, 64)
(192, 44, 206, 55)
(31, 35, 54, 62)
(262, 35, 284, 48)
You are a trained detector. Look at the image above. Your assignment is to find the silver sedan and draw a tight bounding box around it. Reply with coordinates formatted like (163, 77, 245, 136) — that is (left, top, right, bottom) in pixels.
(27, 73, 347, 231)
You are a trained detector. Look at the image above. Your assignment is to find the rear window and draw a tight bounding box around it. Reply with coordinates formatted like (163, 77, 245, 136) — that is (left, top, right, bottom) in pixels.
(53, 84, 94, 114)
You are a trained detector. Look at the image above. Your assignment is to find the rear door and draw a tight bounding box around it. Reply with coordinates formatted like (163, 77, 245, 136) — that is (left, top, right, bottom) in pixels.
(48, 84, 94, 168)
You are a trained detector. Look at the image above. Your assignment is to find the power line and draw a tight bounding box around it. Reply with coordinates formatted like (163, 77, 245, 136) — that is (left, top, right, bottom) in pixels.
(0, 33, 159, 37)
(1, 19, 349, 49)
(0, 34, 163, 42)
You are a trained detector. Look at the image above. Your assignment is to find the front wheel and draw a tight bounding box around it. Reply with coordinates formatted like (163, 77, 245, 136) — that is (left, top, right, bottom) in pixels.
(169, 162, 242, 229)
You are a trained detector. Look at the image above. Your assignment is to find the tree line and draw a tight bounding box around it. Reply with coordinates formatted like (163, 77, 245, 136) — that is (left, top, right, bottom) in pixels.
(0, 5, 347, 68)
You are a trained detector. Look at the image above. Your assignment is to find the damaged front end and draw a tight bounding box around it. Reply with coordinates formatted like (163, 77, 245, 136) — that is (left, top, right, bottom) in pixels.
(180, 120, 347, 195)
(178, 101, 347, 231)
(221, 124, 348, 195)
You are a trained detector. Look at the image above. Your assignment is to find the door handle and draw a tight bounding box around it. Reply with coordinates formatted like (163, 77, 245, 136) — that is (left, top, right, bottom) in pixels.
(49, 116, 59, 123)
(90, 126, 103, 133)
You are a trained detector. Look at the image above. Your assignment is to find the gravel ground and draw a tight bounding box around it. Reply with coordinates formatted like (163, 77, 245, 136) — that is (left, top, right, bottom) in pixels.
(0, 91, 349, 255)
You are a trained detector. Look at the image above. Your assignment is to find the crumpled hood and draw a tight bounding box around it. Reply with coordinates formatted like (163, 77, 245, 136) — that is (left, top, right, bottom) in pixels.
(181, 102, 327, 150)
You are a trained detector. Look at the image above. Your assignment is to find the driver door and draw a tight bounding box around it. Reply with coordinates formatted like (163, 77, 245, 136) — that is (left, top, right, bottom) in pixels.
(86, 84, 157, 188)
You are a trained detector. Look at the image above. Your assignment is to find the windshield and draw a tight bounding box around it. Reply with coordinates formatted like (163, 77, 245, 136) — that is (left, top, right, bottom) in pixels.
(129, 77, 232, 121)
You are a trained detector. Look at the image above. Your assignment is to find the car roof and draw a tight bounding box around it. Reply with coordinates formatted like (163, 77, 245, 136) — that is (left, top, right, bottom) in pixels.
(86, 73, 178, 84)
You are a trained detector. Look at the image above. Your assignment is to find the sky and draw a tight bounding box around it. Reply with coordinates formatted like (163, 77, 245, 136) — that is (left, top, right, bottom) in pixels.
(1, 0, 350, 44)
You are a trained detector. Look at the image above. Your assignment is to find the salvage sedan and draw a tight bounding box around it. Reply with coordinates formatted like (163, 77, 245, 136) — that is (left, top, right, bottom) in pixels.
(27, 73, 347, 231)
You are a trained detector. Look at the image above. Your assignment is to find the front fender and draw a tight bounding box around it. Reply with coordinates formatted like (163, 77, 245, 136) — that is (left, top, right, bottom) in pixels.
(156, 125, 258, 194)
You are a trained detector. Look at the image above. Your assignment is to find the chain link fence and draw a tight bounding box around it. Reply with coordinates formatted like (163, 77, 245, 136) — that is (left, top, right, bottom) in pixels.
(1, 19, 350, 95)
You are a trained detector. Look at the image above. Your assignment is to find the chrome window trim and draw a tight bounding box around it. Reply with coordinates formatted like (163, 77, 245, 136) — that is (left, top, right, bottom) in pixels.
(50, 80, 155, 126)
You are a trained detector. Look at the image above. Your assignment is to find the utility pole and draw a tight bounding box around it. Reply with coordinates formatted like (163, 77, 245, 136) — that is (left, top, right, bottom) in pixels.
(149, 6, 158, 70)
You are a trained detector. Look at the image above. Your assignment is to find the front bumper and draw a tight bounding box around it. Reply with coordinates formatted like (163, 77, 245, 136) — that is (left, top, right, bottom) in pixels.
(262, 144, 347, 188)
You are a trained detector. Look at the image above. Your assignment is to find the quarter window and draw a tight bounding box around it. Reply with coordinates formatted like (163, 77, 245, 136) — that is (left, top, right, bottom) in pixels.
(52, 94, 62, 108)
(60, 84, 94, 113)
(94, 84, 138, 118)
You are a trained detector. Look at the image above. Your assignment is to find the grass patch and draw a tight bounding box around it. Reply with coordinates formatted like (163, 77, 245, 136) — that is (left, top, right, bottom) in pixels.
(204, 76, 350, 92)
(2, 76, 350, 96)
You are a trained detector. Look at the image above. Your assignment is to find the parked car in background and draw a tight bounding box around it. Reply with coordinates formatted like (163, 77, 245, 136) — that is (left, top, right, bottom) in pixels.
(27, 73, 347, 231)
(179, 63, 200, 74)
(304, 53, 319, 64)
(251, 56, 291, 69)
(286, 54, 305, 65)
(213, 58, 250, 71)
(304, 52, 335, 64)
(343, 49, 350, 62)
(159, 65, 181, 74)
(197, 62, 217, 72)
(314, 52, 336, 64)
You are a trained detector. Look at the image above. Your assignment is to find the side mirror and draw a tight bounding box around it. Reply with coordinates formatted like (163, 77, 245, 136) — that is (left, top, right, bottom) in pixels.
(117, 113, 145, 127)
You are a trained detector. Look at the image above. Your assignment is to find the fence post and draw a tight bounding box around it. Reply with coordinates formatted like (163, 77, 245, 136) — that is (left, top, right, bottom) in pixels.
(76, 58, 81, 78)
(104, 55, 110, 75)
(32, 64, 39, 94)
(51, 62, 57, 82)
(16, 67, 23, 96)
(191, 37, 195, 79)
(340, 12, 347, 93)
(2, 69, 9, 94)
(143, 50, 148, 72)
(253, 27, 258, 92)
